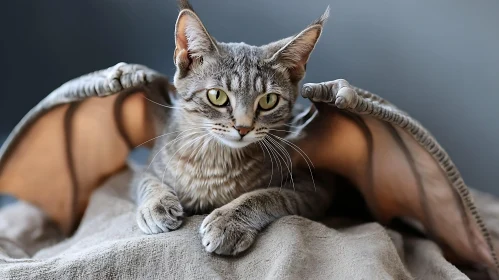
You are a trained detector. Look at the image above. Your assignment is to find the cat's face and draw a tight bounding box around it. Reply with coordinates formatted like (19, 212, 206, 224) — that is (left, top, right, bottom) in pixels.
(173, 3, 327, 149)
(174, 43, 298, 149)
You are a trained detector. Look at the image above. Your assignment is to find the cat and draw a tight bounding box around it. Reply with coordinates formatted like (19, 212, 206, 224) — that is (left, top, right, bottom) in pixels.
(133, 0, 333, 256)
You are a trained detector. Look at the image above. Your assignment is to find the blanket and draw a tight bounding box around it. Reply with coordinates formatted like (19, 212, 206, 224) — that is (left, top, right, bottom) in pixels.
(2, 170, 494, 279)
(0, 62, 498, 279)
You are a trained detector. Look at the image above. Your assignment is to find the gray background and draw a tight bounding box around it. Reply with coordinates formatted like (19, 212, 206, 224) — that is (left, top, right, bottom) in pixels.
(1, 0, 498, 194)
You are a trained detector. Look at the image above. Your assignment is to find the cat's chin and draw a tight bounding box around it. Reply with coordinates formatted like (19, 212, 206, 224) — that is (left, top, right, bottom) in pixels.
(216, 137, 253, 149)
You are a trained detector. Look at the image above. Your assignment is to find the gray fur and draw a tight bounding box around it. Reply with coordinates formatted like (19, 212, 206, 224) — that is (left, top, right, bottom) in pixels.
(133, 1, 332, 255)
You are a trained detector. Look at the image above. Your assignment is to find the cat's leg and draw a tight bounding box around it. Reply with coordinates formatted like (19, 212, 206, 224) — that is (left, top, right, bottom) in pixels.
(133, 171, 184, 234)
(199, 176, 332, 255)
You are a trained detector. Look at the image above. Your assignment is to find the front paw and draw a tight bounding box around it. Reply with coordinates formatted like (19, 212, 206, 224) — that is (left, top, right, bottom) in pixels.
(200, 207, 257, 256)
(137, 195, 184, 234)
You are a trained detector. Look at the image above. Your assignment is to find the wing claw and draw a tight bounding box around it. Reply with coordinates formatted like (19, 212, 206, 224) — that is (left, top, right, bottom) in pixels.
(302, 79, 357, 109)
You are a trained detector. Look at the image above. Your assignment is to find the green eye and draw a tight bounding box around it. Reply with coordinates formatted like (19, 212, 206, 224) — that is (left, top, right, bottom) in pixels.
(207, 89, 229, 106)
(258, 93, 279, 110)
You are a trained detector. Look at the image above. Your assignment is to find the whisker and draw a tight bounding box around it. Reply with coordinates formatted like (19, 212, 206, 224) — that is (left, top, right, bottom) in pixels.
(266, 137, 291, 168)
(258, 142, 274, 189)
(266, 136, 295, 192)
(142, 96, 184, 110)
(263, 138, 284, 190)
(269, 133, 315, 168)
(268, 139, 288, 191)
(135, 126, 212, 148)
(269, 133, 316, 192)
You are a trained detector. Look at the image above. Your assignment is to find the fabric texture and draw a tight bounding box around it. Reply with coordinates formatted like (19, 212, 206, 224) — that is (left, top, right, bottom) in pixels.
(0, 170, 476, 279)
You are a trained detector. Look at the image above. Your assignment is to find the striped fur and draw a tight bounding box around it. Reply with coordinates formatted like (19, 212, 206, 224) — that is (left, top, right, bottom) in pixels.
(133, 1, 332, 255)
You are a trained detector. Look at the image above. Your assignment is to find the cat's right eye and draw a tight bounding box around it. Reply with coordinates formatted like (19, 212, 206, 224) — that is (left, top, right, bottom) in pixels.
(207, 89, 229, 107)
(258, 93, 279, 111)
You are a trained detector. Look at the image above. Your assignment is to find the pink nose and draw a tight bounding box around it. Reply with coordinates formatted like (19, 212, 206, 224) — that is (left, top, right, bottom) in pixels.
(234, 126, 253, 136)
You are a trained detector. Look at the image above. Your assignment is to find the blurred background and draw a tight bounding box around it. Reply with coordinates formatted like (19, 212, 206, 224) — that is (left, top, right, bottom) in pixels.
(0, 0, 498, 194)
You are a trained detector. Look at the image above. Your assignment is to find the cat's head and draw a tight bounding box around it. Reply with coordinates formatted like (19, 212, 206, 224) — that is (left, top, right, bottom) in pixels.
(172, 0, 328, 149)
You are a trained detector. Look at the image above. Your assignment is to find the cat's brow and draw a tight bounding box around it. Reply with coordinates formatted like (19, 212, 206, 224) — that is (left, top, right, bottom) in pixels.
(224, 76, 232, 92)
(253, 75, 266, 93)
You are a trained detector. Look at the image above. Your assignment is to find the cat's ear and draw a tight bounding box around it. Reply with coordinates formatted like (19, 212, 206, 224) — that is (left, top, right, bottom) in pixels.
(174, 0, 218, 76)
(266, 7, 329, 82)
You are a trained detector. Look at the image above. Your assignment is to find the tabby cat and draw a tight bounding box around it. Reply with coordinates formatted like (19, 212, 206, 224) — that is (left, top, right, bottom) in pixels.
(133, 0, 333, 256)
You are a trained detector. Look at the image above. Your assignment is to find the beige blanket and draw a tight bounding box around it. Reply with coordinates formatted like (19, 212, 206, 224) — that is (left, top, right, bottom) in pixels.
(1, 170, 494, 279)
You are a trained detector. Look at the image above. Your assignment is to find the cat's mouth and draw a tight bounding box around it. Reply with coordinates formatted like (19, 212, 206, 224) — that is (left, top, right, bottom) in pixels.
(213, 135, 254, 149)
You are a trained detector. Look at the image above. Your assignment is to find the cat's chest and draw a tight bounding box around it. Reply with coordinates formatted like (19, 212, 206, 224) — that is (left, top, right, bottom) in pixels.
(164, 147, 268, 213)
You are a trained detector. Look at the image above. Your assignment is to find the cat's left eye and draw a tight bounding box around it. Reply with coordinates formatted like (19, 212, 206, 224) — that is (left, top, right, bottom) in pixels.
(258, 93, 279, 110)
(207, 89, 229, 107)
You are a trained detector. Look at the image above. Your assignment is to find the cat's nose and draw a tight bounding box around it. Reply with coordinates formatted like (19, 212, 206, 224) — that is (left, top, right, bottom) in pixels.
(234, 126, 253, 137)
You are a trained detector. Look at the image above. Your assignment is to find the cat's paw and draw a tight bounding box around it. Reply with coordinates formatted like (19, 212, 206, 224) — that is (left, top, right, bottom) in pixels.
(200, 207, 257, 256)
(136, 195, 184, 234)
